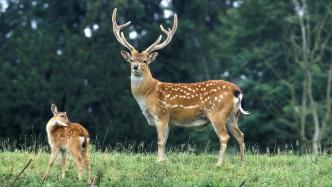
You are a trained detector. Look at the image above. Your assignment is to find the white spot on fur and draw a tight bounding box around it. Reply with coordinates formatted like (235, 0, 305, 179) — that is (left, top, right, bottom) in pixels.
(171, 105, 178, 108)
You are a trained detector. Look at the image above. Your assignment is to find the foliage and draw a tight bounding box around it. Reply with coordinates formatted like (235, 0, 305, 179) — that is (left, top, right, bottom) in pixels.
(0, 149, 332, 186)
(0, 0, 331, 151)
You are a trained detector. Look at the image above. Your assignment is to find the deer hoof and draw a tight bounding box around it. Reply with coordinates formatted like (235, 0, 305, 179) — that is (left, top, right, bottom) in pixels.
(156, 158, 166, 163)
(215, 161, 223, 167)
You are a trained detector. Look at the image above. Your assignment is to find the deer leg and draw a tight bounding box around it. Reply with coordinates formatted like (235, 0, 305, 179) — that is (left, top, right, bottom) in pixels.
(60, 150, 67, 179)
(82, 149, 91, 184)
(156, 121, 169, 162)
(208, 114, 230, 167)
(229, 113, 245, 165)
(43, 148, 59, 180)
(70, 148, 83, 181)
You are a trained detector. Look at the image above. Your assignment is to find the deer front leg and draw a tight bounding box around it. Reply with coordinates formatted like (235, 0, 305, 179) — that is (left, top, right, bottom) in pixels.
(43, 148, 59, 180)
(60, 151, 67, 179)
(156, 120, 169, 162)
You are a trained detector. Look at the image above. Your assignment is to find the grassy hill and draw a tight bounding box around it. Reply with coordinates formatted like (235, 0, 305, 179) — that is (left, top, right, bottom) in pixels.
(1, 149, 331, 186)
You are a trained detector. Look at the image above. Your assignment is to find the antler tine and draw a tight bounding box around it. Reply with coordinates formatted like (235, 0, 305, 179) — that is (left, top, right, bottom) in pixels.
(144, 35, 163, 53)
(160, 25, 169, 34)
(112, 8, 136, 51)
(120, 32, 136, 50)
(144, 14, 178, 53)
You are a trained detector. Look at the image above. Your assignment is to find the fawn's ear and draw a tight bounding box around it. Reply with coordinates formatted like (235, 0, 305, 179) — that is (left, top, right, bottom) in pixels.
(147, 52, 158, 64)
(120, 50, 132, 63)
(51, 104, 58, 115)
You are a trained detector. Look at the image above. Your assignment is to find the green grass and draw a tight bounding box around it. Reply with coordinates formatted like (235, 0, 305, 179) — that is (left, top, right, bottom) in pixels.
(0, 150, 331, 186)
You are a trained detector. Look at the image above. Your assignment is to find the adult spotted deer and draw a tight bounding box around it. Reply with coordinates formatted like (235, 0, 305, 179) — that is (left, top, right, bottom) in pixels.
(112, 8, 249, 166)
(43, 104, 91, 183)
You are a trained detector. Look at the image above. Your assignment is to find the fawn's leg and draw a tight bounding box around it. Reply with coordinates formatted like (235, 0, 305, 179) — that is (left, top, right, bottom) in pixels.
(43, 148, 59, 180)
(82, 149, 91, 183)
(69, 144, 84, 181)
(60, 150, 67, 179)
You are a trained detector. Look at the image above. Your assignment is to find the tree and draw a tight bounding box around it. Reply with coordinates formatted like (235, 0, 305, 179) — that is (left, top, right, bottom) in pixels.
(287, 0, 332, 152)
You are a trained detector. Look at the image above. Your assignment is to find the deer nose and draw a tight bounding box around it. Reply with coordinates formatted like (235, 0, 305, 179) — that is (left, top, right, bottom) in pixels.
(133, 64, 139, 70)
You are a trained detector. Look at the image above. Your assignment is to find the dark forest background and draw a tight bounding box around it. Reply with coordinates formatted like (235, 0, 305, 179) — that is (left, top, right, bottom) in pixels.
(0, 0, 331, 153)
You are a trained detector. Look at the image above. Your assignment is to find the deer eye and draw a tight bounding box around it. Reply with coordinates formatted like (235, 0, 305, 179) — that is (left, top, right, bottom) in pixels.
(60, 114, 64, 117)
(143, 60, 147, 64)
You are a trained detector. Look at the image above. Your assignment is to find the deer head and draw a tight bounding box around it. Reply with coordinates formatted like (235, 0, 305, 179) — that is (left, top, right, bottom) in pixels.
(112, 8, 177, 77)
(49, 103, 71, 127)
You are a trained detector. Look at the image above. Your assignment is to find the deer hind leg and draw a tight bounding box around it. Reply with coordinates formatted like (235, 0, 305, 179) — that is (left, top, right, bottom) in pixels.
(60, 150, 67, 179)
(43, 147, 59, 180)
(208, 113, 230, 167)
(156, 120, 170, 162)
(69, 146, 84, 181)
(229, 112, 245, 165)
(82, 148, 91, 183)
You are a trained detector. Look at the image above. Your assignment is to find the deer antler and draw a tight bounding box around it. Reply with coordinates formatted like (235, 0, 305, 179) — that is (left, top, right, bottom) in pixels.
(144, 14, 178, 53)
(112, 8, 136, 51)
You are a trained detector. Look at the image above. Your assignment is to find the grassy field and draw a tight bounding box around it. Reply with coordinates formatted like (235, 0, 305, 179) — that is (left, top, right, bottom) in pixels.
(0, 149, 331, 187)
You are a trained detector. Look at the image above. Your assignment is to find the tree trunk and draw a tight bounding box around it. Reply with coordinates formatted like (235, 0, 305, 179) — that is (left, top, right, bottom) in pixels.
(294, 0, 322, 153)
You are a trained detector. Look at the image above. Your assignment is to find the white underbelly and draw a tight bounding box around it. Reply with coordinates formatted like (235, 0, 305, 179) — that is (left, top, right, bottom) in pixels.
(173, 119, 209, 127)
(60, 144, 68, 150)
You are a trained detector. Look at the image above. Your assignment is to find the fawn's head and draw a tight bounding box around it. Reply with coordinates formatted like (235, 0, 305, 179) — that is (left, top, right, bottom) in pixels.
(112, 8, 177, 77)
(49, 104, 71, 127)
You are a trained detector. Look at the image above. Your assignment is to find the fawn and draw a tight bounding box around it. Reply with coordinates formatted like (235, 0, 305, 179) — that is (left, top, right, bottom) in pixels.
(43, 104, 91, 183)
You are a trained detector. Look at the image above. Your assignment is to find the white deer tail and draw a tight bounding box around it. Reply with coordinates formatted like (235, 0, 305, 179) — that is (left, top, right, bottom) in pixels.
(234, 89, 250, 115)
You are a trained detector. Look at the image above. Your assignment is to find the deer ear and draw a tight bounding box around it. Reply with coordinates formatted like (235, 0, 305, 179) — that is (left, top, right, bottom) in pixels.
(120, 50, 132, 63)
(147, 52, 158, 64)
(51, 104, 58, 115)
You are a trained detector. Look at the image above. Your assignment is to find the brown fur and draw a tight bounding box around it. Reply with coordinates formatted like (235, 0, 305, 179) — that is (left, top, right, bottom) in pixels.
(43, 104, 91, 183)
(113, 8, 247, 166)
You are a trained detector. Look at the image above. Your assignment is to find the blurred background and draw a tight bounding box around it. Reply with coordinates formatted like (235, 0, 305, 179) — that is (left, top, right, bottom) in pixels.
(0, 0, 331, 153)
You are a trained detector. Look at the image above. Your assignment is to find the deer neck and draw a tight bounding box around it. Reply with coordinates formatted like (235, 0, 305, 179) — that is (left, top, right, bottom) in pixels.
(46, 119, 56, 134)
(131, 69, 158, 98)
(46, 119, 58, 145)
(46, 119, 66, 136)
